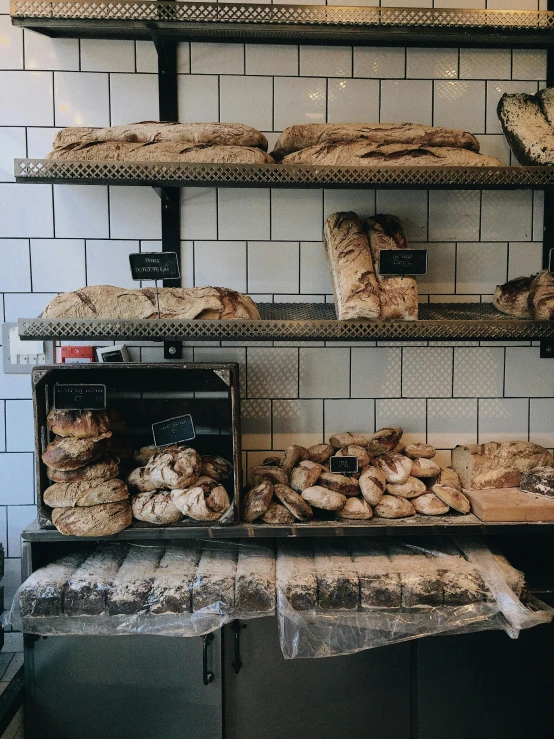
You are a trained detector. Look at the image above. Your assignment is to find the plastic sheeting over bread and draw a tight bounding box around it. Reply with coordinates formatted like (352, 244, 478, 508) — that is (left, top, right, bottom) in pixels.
(9, 541, 275, 637)
(276, 537, 553, 659)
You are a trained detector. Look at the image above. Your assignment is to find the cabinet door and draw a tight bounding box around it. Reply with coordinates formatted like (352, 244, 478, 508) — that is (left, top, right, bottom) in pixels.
(25, 634, 222, 739)
(417, 624, 554, 739)
(223, 617, 411, 739)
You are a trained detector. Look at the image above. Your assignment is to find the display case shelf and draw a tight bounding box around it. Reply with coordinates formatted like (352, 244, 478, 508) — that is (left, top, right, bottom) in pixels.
(14, 159, 554, 190)
(11, 1, 554, 48)
(17, 303, 554, 343)
(21, 517, 554, 542)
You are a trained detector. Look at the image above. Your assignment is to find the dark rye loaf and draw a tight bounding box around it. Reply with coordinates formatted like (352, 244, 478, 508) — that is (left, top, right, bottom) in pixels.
(63, 543, 127, 615)
(19, 552, 86, 617)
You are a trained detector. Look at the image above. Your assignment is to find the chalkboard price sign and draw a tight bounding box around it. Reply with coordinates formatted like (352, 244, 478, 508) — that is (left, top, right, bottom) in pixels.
(378, 250, 428, 276)
(153, 414, 196, 447)
(129, 252, 180, 281)
(54, 384, 106, 411)
(329, 456, 359, 474)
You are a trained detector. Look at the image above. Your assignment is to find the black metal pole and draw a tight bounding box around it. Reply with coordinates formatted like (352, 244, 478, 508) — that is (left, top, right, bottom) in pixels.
(541, 1, 554, 356)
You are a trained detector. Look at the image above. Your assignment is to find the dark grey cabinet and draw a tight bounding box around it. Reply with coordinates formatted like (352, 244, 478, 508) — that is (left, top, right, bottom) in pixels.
(223, 617, 412, 739)
(25, 633, 222, 739)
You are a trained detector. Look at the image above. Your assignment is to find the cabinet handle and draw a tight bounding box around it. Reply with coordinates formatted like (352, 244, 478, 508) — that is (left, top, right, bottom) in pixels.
(231, 619, 247, 675)
(202, 633, 214, 686)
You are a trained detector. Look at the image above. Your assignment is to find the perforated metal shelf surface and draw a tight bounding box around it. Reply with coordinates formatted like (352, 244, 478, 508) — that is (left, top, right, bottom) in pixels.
(14, 159, 554, 190)
(17, 303, 554, 342)
(10, 1, 554, 47)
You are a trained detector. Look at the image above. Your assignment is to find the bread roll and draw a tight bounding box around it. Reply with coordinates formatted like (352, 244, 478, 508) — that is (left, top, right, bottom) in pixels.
(329, 432, 369, 450)
(366, 215, 418, 321)
(386, 476, 427, 499)
(42, 434, 111, 471)
(274, 484, 313, 521)
(307, 443, 335, 464)
(280, 445, 310, 475)
(262, 502, 295, 525)
(132, 492, 184, 524)
(436, 467, 462, 491)
(301, 486, 346, 511)
(46, 454, 119, 483)
(410, 458, 440, 478)
(200, 455, 233, 482)
(51, 501, 132, 536)
(133, 446, 158, 466)
(127, 466, 157, 493)
(170, 486, 226, 522)
(317, 472, 359, 496)
(405, 442, 436, 460)
(413, 493, 449, 515)
(241, 481, 273, 522)
(359, 465, 386, 506)
(431, 485, 471, 514)
(47, 409, 111, 439)
(290, 461, 321, 493)
(323, 212, 380, 320)
(376, 453, 413, 484)
(367, 427, 403, 456)
(497, 92, 554, 165)
(271, 122, 480, 160)
(335, 445, 371, 468)
(145, 446, 201, 490)
(374, 495, 415, 518)
(338, 497, 373, 519)
(43, 285, 260, 321)
(529, 269, 554, 320)
(44, 478, 129, 508)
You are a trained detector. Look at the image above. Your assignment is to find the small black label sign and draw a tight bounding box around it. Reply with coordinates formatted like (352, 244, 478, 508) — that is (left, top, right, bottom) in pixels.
(153, 414, 196, 447)
(379, 250, 428, 276)
(549, 248, 554, 274)
(329, 456, 359, 474)
(129, 252, 180, 281)
(54, 384, 106, 411)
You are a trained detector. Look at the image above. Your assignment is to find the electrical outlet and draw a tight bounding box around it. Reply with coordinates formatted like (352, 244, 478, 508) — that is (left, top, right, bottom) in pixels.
(2, 323, 54, 373)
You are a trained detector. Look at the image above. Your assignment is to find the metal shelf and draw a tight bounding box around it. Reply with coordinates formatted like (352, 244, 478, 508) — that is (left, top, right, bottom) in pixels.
(21, 517, 554, 542)
(10, 1, 554, 48)
(17, 303, 554, 342)
(14, 159, 554, 190)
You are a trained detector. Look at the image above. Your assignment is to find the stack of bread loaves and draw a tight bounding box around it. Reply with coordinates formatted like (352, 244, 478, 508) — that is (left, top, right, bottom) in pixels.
(127, 445, 233, 524)
(493, 270, 554, 320)
(42, 409, 132, 536)
(46, 122, 274, 164)
(325, 211, 418, 321)
(242, 428, 472, 524)
(271, 123, 502, 166)
(498, 85, 554, 165)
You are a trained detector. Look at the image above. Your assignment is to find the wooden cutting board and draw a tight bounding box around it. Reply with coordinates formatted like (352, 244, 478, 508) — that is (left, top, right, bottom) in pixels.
(465, 487, 554, 522)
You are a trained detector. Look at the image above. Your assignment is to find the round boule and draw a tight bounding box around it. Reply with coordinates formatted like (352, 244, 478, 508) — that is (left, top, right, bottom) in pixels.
(145, 446, 201, 490)
(329, 432, 369, 450)
(335, 445, 372, 468)
(47, 408, 112, 439)
(274, 483, 313, 521)
(386, 476, 427, 499)
(249, 465, 289, 487)
(318, 471, 359, 496)
(170, 487, 222, 521)
(132, 492, 183, 524)
(47, 454, 119, 483)
(307, 443, 335, 464)
(280, 445, 310, 475)
(367, 427, 403, 456)
(44, 477, 129, 508)
(241, 481, 273, 522)
(201, 455, 232, 482)
(376, 453, 413, 484)
(127, 466, 157, 493)
(374, 495, 415, 519)
(359, 465, 386, 506)
(405, 442, 436, 460)
(301, 486, 346, 511)
(290, 460, 321, 493)
(205, 484, 231, 513)
(51, 500, 132, 536)
(338, 497, 373, 520)
(436, 468, 462, 491)
(410, 458, 441, 478)
(133, 446, 158, 466)
(413, 493, 449, 516)
(432, 484, 471, 514)
(42, 434, 111, 471)
(262, 502, 295, 525)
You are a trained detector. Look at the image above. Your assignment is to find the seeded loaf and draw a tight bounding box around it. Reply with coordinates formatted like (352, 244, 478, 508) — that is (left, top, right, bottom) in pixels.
(386, 543, 444, 608)
(313, 542, 359, 610)
(235, 548, 276, 613)
(44, 478, 129, 508)
(497, 92, 554, 165)
(106, 546, 163, 616)
(64, 543, 127, 615)
(350, 539, 401, 609)
(431, 541, 489, 606)
(192, 548, 237, 613)
(19, 552, 86, 617)
(43, 285, 260, 321)
(149, 545, 202, 614)
(51, 500, 132, 537)
(323, 212, 380, 321)
(365, 215, 418, 321)
(52, 121, 268, 150)
(276, 541, 317, 611)
(451, 441, 554, 490)
(271, 122, 481, 160)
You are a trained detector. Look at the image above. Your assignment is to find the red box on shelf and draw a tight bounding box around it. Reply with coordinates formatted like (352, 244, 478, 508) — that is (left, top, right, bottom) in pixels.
(60, 346, 95, 364)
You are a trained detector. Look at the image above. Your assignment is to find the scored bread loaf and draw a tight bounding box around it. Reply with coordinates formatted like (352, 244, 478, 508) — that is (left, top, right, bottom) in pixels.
(131, 492, 184, 524)
(43, 285, 260, 321)
(43, 478, 129, 508)
(271, 122, 481, 160)
(42, 434, 111, 471)
(46, 454, 119, 483)
(451, 441, 554, 490)
(497, 92, 554, 165)
(51, 500, 132, 536)
(46, 409, 111, 439)
(365, 215, 418, 321)
(529, 269, 554, 320)
(323, 212, 380, 320)
(493, 275, 534, 318)
(47, 140, 274, 164)
(52, 121, 268, 151)
(281, 142, 502, 167)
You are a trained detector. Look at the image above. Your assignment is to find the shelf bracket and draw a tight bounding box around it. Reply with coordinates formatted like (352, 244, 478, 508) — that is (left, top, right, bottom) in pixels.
(542, 9, 554, 358)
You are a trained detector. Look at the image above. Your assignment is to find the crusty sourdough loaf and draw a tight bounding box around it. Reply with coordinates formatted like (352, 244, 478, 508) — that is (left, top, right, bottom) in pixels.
(51, 500, 132, 536)
(323, 212, 380, 320)
(365, 215, 418, 321)
(497, 92, 554, 165)
(493, 274, 534, 318)
(43, 478, 129, 508)
(131, 492, 184, 525)
(46, 409, 112, 439)
(42, 434, 111, 471)
(52, 122, 268, 151)
(451, 441, 554, 490)
(47, 140, 274, 164)
(529, 269, 554, 320)
(271, 123, 481, 160)
(46, 454, 119, 483)
(43, 285, 260, 321)
(537, 86, 554, 126)
(281, 142, 502, 167)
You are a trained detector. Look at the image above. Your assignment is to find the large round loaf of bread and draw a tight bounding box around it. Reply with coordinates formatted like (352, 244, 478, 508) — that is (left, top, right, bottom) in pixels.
(42, 434, 111, 471)
(52, 122, 268, 151)
(131, 492, 183, 524)
(46, 454, 119, 483)
(47, 408, 112, 439)
(493, 275, 534, 318)
(51, 501, 132, 536)
(44, 478, 129, 508)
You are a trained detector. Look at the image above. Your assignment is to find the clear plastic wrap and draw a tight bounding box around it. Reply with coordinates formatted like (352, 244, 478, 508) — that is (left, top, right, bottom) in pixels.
(8, 540, 275, 637)
(277, 537, 553, 659)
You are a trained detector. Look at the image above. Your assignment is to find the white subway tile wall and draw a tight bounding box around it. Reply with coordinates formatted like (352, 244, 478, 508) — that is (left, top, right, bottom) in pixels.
(0, 4, 550, 598)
